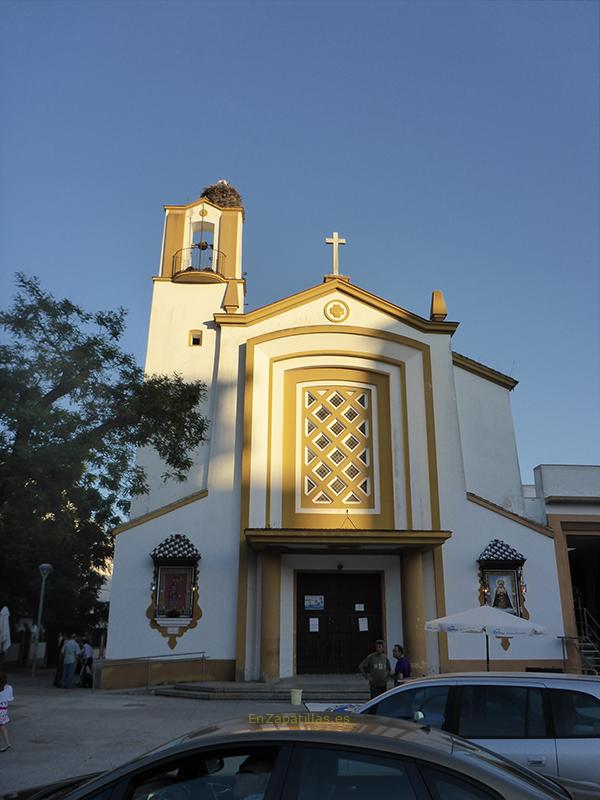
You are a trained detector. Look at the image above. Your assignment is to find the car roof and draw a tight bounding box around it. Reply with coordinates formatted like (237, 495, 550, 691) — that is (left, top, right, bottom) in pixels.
(73, 715, 461, 790)
(402, 672, 600, 682)
(163, 714, 458, 759)
(66, 715, 569, 800)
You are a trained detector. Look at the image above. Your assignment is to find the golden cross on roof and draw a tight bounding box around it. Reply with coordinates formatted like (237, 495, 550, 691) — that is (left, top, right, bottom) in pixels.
(325, 231, 346, 276)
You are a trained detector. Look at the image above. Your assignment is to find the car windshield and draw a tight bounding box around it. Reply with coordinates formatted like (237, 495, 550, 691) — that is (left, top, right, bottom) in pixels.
(450, 738, 570, 799)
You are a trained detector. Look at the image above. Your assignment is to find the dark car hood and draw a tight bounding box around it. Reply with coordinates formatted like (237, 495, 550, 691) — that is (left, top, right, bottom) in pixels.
(0, 774, 99, 800)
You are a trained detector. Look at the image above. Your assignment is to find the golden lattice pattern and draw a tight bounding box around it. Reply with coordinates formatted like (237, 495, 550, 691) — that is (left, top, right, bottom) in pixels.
(301, 386, 374, 509)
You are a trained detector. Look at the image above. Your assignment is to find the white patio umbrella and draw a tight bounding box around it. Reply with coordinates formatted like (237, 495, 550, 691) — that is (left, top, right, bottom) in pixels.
(0, 606, 11, 657)
(425, 605, 546, 671)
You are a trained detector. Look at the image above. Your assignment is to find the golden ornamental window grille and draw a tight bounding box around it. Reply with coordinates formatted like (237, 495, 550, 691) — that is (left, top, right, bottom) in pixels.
(301, 386, 375, 509)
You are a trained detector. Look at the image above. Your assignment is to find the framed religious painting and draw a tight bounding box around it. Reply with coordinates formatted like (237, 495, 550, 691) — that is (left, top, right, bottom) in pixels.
(156, 566, 194, 619)
(484, 569, 520, 616)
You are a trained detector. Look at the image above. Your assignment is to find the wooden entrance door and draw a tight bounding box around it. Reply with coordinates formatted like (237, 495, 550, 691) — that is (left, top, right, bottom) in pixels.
(296, 572, 384, 674)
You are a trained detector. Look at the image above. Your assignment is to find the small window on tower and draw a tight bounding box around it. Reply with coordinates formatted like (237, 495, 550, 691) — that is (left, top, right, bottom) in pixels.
(189, 330, 203, 347)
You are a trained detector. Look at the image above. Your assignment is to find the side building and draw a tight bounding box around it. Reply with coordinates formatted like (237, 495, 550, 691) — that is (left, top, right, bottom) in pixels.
(103, 182, 600, 687)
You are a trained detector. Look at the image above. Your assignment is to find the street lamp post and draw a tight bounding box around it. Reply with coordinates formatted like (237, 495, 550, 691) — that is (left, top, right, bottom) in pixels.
(31, 563, 53, 676)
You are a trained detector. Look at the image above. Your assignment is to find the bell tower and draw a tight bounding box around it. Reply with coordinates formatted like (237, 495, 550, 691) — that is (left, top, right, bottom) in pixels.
(159, 180, 245, 313)
(132, 180, 245, 514)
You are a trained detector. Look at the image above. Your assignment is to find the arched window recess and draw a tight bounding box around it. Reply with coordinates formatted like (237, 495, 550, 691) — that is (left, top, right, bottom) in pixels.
(172, 218, 226, 274)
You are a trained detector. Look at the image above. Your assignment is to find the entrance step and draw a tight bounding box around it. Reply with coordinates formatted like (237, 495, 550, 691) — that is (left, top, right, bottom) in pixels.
(154, 677, 370, 703)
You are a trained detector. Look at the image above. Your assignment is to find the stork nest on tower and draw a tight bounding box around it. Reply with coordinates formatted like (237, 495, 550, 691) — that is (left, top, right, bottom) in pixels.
(200, 180, 244, 210)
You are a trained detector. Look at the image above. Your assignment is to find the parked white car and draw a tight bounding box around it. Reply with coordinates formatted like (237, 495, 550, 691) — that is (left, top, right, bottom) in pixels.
(356, 673, 600, 784)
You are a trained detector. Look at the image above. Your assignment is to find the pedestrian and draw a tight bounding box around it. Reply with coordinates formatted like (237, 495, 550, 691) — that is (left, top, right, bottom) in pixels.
(392, 644, 411, 685)
(61, 633, 81, 689)
(0, 671, 14, 752)
(80, 638, 93, 688)
(358, 639, 391, 699)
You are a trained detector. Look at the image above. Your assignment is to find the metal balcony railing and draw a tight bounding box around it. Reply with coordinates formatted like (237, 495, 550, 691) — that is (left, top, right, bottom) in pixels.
(172, 244, 225, 275)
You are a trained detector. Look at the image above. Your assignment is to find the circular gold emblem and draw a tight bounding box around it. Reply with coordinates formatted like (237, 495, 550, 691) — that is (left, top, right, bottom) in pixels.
(324, 300, 349, 323)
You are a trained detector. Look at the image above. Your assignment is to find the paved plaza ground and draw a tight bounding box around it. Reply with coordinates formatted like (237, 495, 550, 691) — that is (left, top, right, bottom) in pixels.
(0, 670, 304, 795)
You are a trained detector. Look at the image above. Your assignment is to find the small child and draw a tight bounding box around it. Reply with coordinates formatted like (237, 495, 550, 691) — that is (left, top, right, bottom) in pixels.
(0, 672, 14, 752)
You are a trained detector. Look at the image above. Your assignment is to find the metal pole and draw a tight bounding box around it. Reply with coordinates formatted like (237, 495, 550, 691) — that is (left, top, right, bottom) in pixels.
(485, 634, 490, 672)
(31, 574, 47, 676)
(31, 564, 53, 677)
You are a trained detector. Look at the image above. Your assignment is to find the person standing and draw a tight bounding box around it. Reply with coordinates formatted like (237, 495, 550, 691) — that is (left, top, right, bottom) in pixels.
(392, 644, 411, 686)
(0, 672, 14, 752)
(61, 634, 81, 689)
(359, 639, 391, 699)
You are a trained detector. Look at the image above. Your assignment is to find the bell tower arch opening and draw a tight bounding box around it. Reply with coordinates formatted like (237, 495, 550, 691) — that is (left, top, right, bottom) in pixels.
(159, 180, 246, 312)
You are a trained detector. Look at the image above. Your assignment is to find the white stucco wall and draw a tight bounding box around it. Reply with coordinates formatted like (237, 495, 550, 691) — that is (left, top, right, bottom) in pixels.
(521, 497, 546, 524)
(426, 341, 564, 664)
(106, 489, 240, 661)
(438, 500, 564, 663)
(534, 464, 600, 501)
(518, 465, 600, 521)
(454, 366, 524, 515)
(130, 281, 230, 518)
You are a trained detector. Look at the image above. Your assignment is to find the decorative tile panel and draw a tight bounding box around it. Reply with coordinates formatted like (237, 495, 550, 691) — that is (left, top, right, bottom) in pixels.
(300, 385, 375, 510)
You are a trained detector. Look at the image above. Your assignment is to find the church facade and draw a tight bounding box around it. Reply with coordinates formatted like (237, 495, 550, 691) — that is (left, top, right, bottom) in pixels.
(103, 182, 600, 688)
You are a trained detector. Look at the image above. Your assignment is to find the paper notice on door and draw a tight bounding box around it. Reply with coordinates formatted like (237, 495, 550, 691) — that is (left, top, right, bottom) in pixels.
(305, 595, 325, 610)
(358, 617, 369, 632)
(355, 603, 365, 611)
(309, 617, 319, 632)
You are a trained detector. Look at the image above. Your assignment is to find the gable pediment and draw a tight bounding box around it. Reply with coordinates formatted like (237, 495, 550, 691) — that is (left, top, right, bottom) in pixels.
(214, 278, 459, 335)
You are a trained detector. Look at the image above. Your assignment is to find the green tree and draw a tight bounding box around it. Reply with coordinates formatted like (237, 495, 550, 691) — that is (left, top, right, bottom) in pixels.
(0, 274, 208, 633)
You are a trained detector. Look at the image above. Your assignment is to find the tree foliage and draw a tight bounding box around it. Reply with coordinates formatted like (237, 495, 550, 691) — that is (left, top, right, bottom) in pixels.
(0, 274, 209, 632)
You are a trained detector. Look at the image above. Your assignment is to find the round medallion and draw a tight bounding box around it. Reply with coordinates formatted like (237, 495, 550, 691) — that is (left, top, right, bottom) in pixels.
(324, 300, 349, 323)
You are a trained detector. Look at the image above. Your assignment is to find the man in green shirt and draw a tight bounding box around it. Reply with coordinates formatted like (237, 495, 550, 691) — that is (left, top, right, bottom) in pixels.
(359, 639, 391, 699)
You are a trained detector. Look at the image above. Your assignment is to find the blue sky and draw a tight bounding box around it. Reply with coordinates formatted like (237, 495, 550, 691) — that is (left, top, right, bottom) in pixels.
(1, 0, 598, 482)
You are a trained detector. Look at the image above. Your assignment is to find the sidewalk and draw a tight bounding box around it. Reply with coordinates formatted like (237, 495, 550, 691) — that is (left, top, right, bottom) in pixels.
(0, 670, 305, 794)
